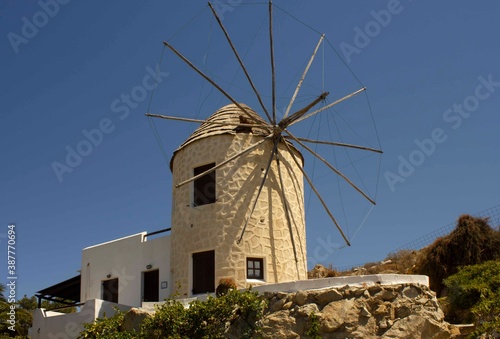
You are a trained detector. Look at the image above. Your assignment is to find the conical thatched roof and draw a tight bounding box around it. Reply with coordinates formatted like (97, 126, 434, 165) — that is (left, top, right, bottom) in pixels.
(178, 103, 269, 149)
(170, 103, 302, 171)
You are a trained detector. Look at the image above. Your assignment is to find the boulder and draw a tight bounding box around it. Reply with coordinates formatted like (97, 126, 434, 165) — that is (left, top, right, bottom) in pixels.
(259, 310, 302, 338)
(120, 307, 154, 333)
(381, 315, 451, 339)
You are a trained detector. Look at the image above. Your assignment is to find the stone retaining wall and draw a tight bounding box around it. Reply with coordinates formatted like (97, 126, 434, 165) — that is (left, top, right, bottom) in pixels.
(243, 283, 457, 338)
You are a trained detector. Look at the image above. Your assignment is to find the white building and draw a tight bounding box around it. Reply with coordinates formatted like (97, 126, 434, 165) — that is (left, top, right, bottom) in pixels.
(30, 103, 308, 338)
(30, 230, 171, 338)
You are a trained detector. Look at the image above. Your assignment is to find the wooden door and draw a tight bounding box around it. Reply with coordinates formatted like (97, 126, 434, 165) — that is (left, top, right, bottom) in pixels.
(102, 278, 118, 303)
(192, 250, 215, 295)
(143, 270, 159, 302)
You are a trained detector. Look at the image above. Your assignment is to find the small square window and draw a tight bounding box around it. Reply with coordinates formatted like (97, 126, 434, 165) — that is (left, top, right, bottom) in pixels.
(193, 163, 216, 206)
(247, 258, 264, 279)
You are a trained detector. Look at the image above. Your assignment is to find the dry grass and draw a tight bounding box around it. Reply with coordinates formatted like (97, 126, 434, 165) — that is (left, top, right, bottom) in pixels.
(412, 215, 500, 296)
(308, 264, 337, 279)
(307, 215, 500, 293)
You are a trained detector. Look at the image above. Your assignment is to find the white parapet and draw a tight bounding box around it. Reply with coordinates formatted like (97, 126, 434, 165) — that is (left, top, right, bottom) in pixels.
(250, 274, 429, 294)
(172, 274, 430, 306)
(28, 299, 132, 339)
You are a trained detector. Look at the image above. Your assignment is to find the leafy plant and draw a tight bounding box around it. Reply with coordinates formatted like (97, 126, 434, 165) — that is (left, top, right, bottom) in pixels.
(305, 312, 321, 339)
(78, 308, 135, 339)
(141, 300, 187, 338)
(444, 260, 500, 338)
(79, 289, 266, 338)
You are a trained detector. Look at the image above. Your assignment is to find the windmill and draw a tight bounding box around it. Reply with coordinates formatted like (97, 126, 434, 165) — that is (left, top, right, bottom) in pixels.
(146, 2, 382, 295)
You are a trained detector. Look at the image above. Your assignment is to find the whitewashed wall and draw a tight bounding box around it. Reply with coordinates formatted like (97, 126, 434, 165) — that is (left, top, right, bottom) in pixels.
(80, 232, 171, 307)
(29, 299, 131, 339)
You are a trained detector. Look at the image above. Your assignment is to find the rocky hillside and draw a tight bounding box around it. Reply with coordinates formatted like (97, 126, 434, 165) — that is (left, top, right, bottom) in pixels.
(118, 281, 472, 338)
(246, 282, 462, 338)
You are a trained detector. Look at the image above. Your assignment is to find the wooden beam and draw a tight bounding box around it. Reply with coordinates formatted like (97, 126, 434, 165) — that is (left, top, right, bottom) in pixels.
(269, 0, 276, 124)
(163, 41, 263, 125)
(146, 113, 268, 130)
(237, 137, 279, 244)
(281, 141, 351, 246)
(290, 87, 366, 126)
(208, 2, 272, 124)
(285, 130, 376, 205)
(284, 136, 383, 154)
(283, 34, 325, 119)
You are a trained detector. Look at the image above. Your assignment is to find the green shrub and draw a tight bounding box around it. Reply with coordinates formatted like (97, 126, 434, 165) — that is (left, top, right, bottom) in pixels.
(143, 288, 266, 338)
(79, 289, 266, 339)
(140, 300, 187, 338)
(413, 215, 500, 295)
(305, 312, 321, 339)
(444, 260, 500, 338)
(78, 308, 135, 339)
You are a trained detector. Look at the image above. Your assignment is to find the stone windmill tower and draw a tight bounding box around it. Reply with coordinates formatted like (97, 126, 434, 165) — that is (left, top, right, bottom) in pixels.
(169, 103, 307, 296)
(147, 1, 381, 297)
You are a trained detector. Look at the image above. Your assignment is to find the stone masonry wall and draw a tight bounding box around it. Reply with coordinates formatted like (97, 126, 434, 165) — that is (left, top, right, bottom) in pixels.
(240, 284, 456, 339)
(171, 133, 307, 297)
(248, 283, 455, 338)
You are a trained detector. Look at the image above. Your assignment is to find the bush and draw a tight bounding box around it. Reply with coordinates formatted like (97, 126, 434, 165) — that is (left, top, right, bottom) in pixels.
(79, 289, 266, 339)
(444, 260, 500, 338)
(78, 308, 134, 339)
(143, 288, 266, 338)
(413, 215, 500, 295)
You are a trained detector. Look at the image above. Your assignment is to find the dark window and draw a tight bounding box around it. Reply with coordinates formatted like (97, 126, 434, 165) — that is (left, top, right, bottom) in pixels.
(247, 258, 264, 279)
(192, 250, 215, 294)
(102, 278, 118, 303)
(193, 163, 216, 206)
(143, 270, 159, 302)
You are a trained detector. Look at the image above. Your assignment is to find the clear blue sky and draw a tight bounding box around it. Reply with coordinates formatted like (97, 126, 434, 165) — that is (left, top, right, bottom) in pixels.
(1, 1, 499, 299)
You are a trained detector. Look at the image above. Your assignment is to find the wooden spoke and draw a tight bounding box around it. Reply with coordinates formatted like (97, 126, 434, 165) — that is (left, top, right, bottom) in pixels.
(283, 34, 325, 119)
(269, 0, 276, 124)
(163, 41, 262, 125)
(208, 2, 273, 124)
(176, 134, 273, 188)
(281, 91, 329, 127)
(276, 151, 299, 265)
(146, 113, 270, 130)
(279, 92, 329, 129)
(280, 142, 351, 246)
(237, 137, 279, 244)
(285, 130, 376, 205)
(284, 136, 383, 154)
(289, 87, 366, 127)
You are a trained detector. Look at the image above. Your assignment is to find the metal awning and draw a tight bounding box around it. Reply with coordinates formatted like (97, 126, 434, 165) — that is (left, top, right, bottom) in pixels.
(35, 274, 81, 308)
